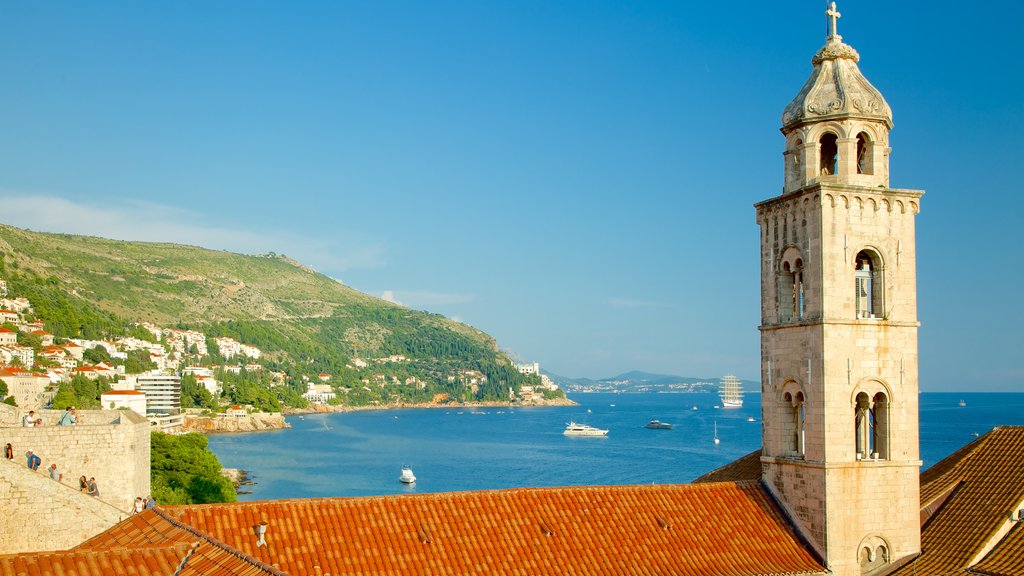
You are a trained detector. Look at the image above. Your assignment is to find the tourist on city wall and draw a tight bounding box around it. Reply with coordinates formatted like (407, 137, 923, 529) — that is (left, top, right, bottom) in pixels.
(57, 407, 78, 426)
(49, 463, 62, 482)
(87, 477, 99, 497)
(22, 410, 42, 427)
(133, 497, 144, 514)
(79, 475, 88, 492)
(145, 496, 156, 510)
(26, 449, 41, 470)
(4, 442, 12, 460)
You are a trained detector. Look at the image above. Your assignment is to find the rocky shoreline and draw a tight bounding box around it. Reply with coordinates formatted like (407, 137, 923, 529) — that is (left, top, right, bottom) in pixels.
(220, 468, 255, 495)
(181, 412, 290, 433)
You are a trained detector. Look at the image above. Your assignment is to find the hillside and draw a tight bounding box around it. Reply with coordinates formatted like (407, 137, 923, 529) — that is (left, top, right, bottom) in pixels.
(0, 223, 551, 405)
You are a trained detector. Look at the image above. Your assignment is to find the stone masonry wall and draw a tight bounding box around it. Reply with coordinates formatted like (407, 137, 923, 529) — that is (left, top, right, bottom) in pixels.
(0, 408, 150, 513)
(0, 458, 127, 553)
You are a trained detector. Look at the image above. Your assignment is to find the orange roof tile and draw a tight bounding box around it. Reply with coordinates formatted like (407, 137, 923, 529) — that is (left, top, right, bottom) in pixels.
(0, 543, 192, 576)
(103, 389, 145, 395)
(76, 509, 283, 575)
(895, 426, 1024, 575)
(150, 482, 824, 576)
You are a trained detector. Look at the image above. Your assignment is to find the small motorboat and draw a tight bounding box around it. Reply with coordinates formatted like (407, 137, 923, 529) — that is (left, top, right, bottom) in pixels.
(747, 416, 756, 422)
(399, 466, 416, 484)
(644, 420, 673, 430)
(959, 399, 967, 407)
(714, 421, 721, 445)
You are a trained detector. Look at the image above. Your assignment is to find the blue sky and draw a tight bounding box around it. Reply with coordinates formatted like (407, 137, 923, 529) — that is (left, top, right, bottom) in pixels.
(0, 2, 1020, 391)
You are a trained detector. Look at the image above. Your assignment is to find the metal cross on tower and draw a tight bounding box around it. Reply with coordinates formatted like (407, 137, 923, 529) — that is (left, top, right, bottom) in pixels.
(826, 2, 842, 38)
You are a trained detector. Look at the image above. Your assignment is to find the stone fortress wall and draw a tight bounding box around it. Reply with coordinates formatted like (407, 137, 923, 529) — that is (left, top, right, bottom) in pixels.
(0, 458, 126, 553)
(0, 405, 151, 511)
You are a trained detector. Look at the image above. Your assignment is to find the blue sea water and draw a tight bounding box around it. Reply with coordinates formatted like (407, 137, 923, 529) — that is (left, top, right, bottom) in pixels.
(207, 392, 1024, 501)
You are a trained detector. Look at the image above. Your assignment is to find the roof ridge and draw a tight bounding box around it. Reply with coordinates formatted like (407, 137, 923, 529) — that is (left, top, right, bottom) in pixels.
(153, 507, 289, 576)
(165, 481, 758, 511)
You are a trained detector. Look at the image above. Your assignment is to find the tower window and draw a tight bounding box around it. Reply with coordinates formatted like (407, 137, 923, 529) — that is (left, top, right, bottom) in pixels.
(783, 390, 806, 457)
(855, 391, 889, 460)
(819, 133, 838, 175)
(855, 250, 883, 319)
(856, 132, 871, 175)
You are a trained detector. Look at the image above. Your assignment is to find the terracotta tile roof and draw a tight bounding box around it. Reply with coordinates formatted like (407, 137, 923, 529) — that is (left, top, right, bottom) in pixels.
(0, 543, 193, 575)
(694, 449, 763, 484)
(967, 523, 1024, 576)
(76, 509, 283, 575)
(895, 426, 1024, 575)
(154, 482, 824, 576)
(102, 389, 145, 395)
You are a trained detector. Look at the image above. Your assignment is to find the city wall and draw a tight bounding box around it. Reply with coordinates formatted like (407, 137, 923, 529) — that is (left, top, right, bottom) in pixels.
(0, 458, 127, 553)
(0, 405, 151, 514)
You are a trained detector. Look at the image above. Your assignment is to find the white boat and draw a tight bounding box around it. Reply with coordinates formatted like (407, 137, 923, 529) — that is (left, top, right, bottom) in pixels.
(714, 421, 721, 445)
(959, 399, 967, 407)
(719, 375, 744, 408)
(399, 466, 416, 484)
(563, 421, 609, 436)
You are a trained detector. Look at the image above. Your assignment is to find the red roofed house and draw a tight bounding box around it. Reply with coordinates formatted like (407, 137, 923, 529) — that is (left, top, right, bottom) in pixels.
(0, 309, 17, 324)
(61, 340, 85, 361)
(0, 327, 16, 345)
(30, 329, 54, 346)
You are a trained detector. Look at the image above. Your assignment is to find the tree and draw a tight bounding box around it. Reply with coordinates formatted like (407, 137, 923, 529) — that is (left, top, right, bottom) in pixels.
(124, 349, 156, 374)
(150, 432, 237, 505)
(51, 382, 77, 410)
(84, 345, 113, 365)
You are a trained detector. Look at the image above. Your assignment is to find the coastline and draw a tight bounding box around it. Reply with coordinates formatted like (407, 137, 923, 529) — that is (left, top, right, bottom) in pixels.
(283, 396, 578, 416)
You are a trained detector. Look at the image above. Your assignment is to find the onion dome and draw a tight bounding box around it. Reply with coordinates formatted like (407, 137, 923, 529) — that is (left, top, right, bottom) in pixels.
(781, 33, 892, 133)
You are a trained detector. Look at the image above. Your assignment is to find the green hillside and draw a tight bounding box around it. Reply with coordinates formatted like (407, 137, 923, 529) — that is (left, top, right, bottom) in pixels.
(0, 223, 546, 405)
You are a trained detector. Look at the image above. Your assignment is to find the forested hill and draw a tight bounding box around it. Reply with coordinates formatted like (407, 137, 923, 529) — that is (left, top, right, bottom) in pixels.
(0, 223, 547, 405)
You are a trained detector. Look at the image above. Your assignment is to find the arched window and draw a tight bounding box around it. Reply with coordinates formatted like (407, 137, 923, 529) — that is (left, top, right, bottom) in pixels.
(819, 133, 838, 175)
(855, 391, 889, 460)
(780, 262, 804, 322)
(783, 390, 806, 457)
(859, 539, 890, 574)
(855, 250, 883, 319)
(856, 132, 871, 175)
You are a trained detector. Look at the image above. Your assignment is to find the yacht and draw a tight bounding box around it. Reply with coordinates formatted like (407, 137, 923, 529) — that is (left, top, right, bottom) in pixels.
(399, 466, 416, 484)
(563, 421, 609, 436)
(644, 420, 673, 430)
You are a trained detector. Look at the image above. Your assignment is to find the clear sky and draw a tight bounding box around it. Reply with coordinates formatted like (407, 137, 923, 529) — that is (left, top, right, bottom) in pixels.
(0, 2, 1021, 391)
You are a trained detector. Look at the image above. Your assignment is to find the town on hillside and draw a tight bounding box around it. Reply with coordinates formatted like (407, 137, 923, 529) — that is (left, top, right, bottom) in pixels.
(0, 276, 566, 433)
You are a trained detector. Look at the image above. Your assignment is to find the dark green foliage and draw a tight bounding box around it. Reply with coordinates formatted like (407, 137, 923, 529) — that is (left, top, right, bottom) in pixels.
(180, 373, 214, 409)
(150, 432, 237, 505)
(123, 349, 157, 374)
(6, 274, 123, 340)
(52, 374, 111, 409)
(83, 346, 113, 365)
(18, 332, 43, 350)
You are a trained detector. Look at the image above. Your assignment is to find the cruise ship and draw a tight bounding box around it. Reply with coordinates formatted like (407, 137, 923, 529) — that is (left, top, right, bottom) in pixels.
(719, 375, 744, 408)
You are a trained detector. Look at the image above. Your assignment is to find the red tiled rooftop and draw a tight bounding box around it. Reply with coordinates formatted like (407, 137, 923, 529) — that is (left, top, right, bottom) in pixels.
(103, 389, 145, 395)
(895, 426, 1024, 575)
(156, 482, 823, 576)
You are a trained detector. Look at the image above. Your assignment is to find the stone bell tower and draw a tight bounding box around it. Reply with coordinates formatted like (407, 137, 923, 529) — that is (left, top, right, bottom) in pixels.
(755, 4, 923, 575)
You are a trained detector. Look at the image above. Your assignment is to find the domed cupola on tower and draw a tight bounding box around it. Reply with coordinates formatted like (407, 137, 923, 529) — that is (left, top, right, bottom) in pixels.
(781, 3, 892, 193)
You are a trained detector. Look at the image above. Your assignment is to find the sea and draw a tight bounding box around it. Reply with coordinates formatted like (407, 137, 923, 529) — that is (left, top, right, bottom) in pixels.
(207, 392, 1024, 501)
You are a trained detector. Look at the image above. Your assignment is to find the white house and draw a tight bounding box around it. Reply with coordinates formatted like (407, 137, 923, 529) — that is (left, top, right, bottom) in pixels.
(101, 389, 148, 415)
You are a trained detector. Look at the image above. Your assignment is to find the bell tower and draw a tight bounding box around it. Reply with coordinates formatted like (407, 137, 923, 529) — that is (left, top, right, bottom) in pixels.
(755, 4, 923, 575)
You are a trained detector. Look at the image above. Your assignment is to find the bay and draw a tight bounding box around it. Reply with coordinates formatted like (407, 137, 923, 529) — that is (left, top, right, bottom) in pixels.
(207, 392, 1024, 501)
